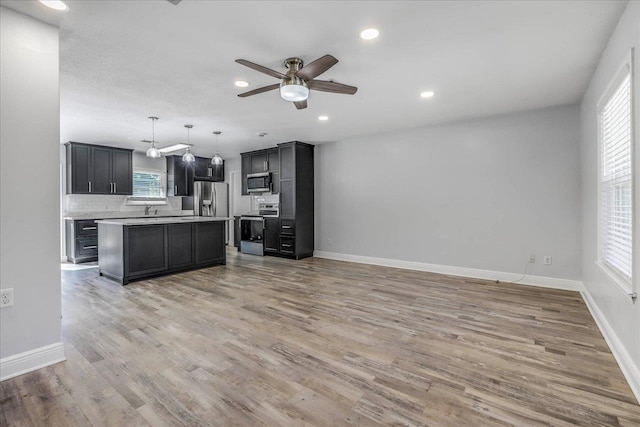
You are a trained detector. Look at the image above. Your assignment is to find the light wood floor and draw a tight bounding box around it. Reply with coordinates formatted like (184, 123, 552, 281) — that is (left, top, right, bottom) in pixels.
(2, 249, 639, 426)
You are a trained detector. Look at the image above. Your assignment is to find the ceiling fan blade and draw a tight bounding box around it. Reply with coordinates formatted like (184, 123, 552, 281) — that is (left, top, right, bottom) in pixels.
(294, 100, 307, 110)
(308, 80, 358, 95)
(237, 84, 280, 98)
(235, 59, 286, 79)
(296, 55, 338, 80)
(166, 0, 182, 4)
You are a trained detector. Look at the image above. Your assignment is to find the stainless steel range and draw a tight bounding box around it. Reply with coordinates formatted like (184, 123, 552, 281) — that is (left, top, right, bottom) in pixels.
(240, 203, 279, 256)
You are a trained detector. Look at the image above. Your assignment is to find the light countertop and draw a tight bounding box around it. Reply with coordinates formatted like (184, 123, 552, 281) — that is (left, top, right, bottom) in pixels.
(63, 210, 193, 220)
(95, 216, 232, 226)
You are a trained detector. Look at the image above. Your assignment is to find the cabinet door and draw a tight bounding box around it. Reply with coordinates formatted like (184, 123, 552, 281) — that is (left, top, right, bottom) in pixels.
(211, 161, 224, 182)
(194, 156, 210, 178)
(167, 156, 193, 196)
(264, 218, 279, 253)
(267, 149, 279, 172)
(126, 225, 167, 276)
(271, 172, 280, 194)
(251, 153, 267, 173)
(111, 149, 132, 195)
(279, 145, 295, 180)
(280, 180, 294, 218)
(195, 222, 225, 264)
(241, 155, 251, 195)
(168, 223, 193, 269)
(91, 146, 112, 194)
(69, 144, 91, 194)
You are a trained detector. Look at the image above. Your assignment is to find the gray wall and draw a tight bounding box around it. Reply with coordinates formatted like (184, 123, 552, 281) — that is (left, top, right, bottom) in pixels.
(580, 1, 640, 386)
(315, 103, 582, 280)
(1, 8, 62, 358)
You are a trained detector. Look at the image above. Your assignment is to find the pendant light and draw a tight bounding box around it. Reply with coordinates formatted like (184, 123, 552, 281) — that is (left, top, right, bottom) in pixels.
(211, 131, 223, 165)
(145, 116, 161, 158)
(182, 124, 195, 163)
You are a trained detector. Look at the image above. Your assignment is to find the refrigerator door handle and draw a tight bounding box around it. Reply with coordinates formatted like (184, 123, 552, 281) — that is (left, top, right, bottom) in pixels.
(213, 185, 217, 217)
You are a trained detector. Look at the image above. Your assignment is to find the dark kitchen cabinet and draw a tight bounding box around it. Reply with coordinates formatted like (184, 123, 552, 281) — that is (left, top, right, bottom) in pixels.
(167, 155, 194, 196)
(264, 218, 279, 253)
(194, 156, 224, 182)
(111, 149, 133, 194)
(195, 222, 225, 264)
(234, 216, 241, 248)
(99, 220, 227, 285)
(240, 148, 280, 195)
(66, 142, 133, 195)
(65, 219, 99, 263)
(167, 223, 194, 269)
(276, 142, 314, 260)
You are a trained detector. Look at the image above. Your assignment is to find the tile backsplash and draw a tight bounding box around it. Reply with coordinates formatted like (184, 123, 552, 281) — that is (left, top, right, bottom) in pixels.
(65, 194, 185, 214)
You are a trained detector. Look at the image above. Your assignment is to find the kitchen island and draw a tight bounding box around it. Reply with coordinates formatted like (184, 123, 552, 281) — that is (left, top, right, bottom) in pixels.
(97, 216, 230, 285)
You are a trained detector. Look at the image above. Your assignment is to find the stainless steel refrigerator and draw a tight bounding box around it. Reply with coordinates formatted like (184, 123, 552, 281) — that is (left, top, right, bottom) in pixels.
(193, 181, 229, 243)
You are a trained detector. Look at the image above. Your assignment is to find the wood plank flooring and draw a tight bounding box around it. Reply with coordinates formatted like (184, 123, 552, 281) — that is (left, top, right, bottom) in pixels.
(2, 249, 639, 426)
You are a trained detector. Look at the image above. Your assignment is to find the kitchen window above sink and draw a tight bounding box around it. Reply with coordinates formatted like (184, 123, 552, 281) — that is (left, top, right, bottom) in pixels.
(127, 169, 167, 205)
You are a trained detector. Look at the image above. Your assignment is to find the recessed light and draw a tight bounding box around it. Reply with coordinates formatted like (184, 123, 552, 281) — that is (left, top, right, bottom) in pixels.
(39, 0, 69, 11)
(420, 91, 435, 98)
(234, 80, 249, 88)
(360, 28, 379, 40)
(318, 116, 329, 121)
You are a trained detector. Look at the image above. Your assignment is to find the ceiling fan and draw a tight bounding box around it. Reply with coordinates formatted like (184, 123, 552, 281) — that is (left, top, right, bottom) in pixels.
(235, 55, 358, 110)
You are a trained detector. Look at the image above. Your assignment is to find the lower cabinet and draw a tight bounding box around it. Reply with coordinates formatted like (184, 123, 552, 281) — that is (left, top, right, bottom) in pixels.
(99, 220, 226, 285)
(126, 225, 168, 277)
(168, 223, 194, 269)
(264, 218, 279, 253)
(195, 222, 225, 264)
(65, 219, 99, 264)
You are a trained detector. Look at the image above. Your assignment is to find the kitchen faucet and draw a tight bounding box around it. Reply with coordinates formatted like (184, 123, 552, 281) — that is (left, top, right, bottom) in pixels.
(144, 205, 151, 215)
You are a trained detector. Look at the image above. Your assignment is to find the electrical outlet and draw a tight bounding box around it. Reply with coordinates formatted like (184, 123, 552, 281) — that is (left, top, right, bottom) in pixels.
(529, 254, 536, 263)
(544, 256, 552, 265)
(0, 288, 14, 308)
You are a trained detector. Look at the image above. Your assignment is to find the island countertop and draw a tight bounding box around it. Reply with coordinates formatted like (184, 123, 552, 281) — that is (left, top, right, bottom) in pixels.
(95, 216, 232, 226)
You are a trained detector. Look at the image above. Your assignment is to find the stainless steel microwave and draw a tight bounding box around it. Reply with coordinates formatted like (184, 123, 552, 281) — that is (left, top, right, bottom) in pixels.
(247, 172, 271, 193)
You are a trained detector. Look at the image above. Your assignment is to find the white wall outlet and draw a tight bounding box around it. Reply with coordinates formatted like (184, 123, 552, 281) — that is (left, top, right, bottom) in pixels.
(1, 288, 14, 308)
(544, 256, 552, 265)
(529, 254, 536, 263)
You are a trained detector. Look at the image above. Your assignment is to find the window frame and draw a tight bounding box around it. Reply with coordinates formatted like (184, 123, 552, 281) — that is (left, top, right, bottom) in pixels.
(596, 48, 637, 299)
(127, 168, 167, 204)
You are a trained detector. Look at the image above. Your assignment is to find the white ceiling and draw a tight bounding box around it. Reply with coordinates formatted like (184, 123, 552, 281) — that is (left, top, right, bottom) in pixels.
(1, 0, 627, 159)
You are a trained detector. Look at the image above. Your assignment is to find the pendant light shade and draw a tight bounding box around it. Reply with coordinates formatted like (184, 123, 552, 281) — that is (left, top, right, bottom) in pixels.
(211, 131, 223, 165)
(146, 116, 161, 158)
(182, 124, 195, 162)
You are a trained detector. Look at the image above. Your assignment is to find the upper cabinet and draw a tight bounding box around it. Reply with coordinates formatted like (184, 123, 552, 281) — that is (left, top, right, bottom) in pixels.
(66, 142, 133, 195)
(194, 156, 224, 182)
(166, 155, 194, 197)
(241, 148, 279, 195)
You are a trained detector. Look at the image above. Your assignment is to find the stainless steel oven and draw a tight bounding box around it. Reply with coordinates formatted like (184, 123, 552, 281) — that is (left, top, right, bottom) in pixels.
(247, 172, 271, 193)
(240, 216, 264, 256)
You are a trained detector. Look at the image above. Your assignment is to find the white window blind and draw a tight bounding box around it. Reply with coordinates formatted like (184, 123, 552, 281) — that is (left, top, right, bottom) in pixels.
(132, 171, 164, 198)
(600, 70, 632, 285)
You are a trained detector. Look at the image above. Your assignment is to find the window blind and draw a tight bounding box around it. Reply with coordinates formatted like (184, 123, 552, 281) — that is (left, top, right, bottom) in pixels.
(133, 171, 164, 198)
(600, 71, 632, 283)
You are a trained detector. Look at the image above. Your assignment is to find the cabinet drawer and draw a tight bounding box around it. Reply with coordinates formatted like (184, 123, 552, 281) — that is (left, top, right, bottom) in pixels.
(280, 219, 295, 236)
(76, 220, 98, 236)
(76, 237, 98, 256)
(280, 237, 295, 255)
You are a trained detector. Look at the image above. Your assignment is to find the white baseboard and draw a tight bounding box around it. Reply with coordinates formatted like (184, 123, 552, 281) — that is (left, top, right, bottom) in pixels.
(581, 291, 640, 405)
(0, 342, 66, 382)
(313, 251, 584, 292)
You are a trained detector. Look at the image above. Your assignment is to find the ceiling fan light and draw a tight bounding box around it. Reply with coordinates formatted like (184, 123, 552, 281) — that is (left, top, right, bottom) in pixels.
(280, 84, 309, 102)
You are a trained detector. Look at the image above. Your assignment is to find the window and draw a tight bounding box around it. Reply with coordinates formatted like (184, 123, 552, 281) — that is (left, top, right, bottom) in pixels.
(132, 170, 165, 198)
(598, 59, 634, 294)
